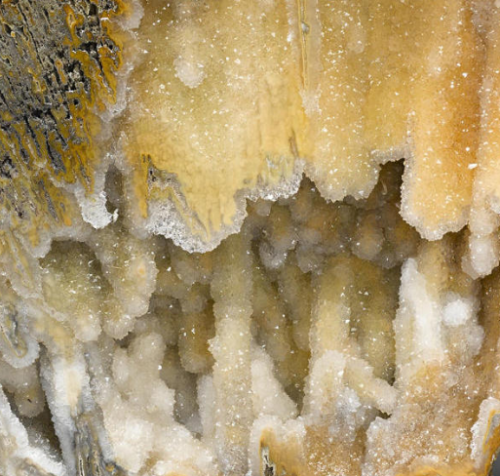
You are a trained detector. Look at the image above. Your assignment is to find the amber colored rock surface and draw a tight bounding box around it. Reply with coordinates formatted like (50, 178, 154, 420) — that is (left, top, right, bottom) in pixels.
(1, 2, 500, 476)
(124, 0, 489, 252)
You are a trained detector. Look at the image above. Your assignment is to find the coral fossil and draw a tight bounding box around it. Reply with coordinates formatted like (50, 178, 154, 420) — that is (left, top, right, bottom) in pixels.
(2, 0, 500, 476)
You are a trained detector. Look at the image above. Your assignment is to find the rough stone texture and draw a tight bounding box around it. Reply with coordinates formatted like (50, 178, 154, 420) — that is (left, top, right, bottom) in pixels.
(0, 0, 126, 256)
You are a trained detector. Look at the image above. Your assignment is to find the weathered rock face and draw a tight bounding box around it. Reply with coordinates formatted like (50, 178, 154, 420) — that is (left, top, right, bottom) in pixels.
(1, 1, 500, 476)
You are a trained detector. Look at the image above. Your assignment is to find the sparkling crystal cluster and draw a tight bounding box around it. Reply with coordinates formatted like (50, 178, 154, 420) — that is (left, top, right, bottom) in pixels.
(1, 2, 500, 476)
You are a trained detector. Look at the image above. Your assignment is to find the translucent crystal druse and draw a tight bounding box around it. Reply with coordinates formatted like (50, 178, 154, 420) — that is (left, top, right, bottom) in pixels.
(1, 1, 500, 476)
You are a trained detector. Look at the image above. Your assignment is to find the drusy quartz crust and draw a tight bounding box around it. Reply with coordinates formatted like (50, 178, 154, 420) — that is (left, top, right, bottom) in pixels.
(1, 2, 500, 476)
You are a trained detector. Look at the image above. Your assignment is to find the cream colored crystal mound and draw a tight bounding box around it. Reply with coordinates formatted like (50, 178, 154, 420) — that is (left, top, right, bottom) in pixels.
(1, 1, 500, 476)
(1, 163, 499, 476)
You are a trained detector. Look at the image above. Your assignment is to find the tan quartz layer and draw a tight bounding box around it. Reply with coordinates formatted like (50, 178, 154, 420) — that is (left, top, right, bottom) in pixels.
(4, 0, 500, 256)
(122, 0, 500, 250)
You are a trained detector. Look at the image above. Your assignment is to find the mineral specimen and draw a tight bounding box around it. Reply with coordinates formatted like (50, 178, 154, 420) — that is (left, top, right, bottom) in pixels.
(1, 1, 500, 476)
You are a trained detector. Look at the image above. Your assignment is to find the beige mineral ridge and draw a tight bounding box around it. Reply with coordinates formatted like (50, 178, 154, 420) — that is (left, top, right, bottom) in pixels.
(1, 1, 500, 476)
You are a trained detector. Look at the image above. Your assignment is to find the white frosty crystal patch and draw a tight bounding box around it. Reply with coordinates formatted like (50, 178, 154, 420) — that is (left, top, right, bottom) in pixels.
(399, 258, 445, 364)
(174, 56, 205, 89)
(442, 293, 474, 327)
